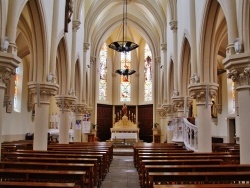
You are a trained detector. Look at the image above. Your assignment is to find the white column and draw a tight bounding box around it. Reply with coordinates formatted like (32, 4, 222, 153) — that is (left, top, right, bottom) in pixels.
(74, 104, 86, 142)
(157, 104, 174, 143)
(28, 82, 59, 150)
(70, 20, 81, 90)
(0, 72, 7, 157)
(189, 0, 197, 75)
(224, 53, 250, 163)
(55, 95, 76, 144)
(0, 54, 21, 157)
(88, 57, 96, 107)
(237, 87, 250, 164)
(49, 0, 60, 74)
(155, 57, 162, 107)
(170, 21, 178, 95)
(189, 84, 218, 152)
(82, 43, 90, 103)
(161, 44, 168, 104)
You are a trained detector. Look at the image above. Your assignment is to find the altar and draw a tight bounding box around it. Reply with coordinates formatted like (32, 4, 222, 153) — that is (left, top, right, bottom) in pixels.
(110, 113, 139, 143)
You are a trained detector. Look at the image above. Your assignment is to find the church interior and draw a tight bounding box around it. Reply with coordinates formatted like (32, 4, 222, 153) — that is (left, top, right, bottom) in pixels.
(0, 0, 250, 187)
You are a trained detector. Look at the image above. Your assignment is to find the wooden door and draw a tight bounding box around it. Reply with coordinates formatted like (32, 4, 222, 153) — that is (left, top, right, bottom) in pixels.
(138, 105, 153, 142)
(97, 104, 113, 141)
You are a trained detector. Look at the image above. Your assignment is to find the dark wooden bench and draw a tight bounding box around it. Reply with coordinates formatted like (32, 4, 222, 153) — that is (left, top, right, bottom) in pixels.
(144, 164, 250, 188)
(148, 171, 250, 188)
(2, 151, 106, 181)
(0, 168, 86, 188)
(0, 181, 75, 187)
(153, 184, 250, 188)
(0, 161, 96, 188)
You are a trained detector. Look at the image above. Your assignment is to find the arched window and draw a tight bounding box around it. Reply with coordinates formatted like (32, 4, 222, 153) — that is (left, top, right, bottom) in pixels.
(144, 43, 152, 101)
(14, 62, 23, 112)
(120, 51, 131, 102)
(99, 43, 108, 101)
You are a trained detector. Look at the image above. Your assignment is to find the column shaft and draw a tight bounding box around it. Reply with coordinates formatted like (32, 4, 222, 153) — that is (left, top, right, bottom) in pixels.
(59, 111, 71, 144)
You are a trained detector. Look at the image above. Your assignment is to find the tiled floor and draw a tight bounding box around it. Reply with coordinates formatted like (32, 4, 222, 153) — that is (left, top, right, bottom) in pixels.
(100, 149, 140, 188)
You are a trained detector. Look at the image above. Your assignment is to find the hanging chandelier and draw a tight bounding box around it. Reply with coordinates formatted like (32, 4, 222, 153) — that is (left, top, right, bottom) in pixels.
(108, 0, 139, 52)
(109, 0, 138, 77)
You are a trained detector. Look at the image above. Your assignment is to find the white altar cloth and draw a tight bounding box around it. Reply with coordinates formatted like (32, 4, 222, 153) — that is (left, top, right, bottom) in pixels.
(111, 132, 138, 142)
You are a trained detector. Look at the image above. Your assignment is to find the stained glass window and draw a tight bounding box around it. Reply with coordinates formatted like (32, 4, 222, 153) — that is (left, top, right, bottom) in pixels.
(99, 43, 108, 101)
(14, 67, 19, 110)
(120, 51, 131, 102)
(144, 44, 152, 101)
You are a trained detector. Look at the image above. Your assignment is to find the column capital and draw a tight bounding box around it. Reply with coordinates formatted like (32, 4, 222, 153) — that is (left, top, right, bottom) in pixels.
(72, 103, 87, 115)
(28, 82, 59, 106)
(169, 20, 178, 31)
(0, 52, 21, 85)
(55, 95, 76, 112)
(155, 56, 161, 64)
(83, 42, 90, 52)
(90, 56, 96, 64)
(172, 96, 192, 109)
(188, 83, 218, 103)
(223, 53, 250, 88)
(157, 104, 175, 118)
(72, 20, 81, 31)
(161, 43, 167, 52)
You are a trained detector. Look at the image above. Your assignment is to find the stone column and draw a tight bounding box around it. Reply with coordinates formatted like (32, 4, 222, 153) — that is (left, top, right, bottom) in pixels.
(88, 56, 96, 108)
(73, 104, 87, 142)
(82, 43, 90, 103)
(0, 53, 20, 156)
(157, 104, 174, 143)
(224, 53, 250, 164)
(155, 56, 162, 107)
(189, 83, 218, 152)
(70, 20, 81, 91)
(169, 20, 178, 94)
(161, 44, 168, 103)
(28, 82, 59, 150)
(55, 95, 76, 144)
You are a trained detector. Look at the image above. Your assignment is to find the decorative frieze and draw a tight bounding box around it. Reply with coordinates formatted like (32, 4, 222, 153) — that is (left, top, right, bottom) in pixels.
(0, 66, 15, 85)
(55, 95, 76, 112)
(83, 43, 90, 52)
(227, 68, 250, 87)
(157, 104, 176, 118)
(72, 103, 87, 115)
(28, 82, 59, 107)
(169, 20, 178, 31)
(189, 83, 218, 103)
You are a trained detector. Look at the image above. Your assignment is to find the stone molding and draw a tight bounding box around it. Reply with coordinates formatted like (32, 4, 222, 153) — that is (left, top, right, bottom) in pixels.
(72, 20, 81, 31)
(28, 82, 59, 109)
(223, 53, 250, 88)
(83, 43, 90, 52)
(188, 83, 218, 103)
(73, 103, 87, 115)
(55, 95, 76, 112)
(169, 20, 177, 31)
(157, 104, 175, 118)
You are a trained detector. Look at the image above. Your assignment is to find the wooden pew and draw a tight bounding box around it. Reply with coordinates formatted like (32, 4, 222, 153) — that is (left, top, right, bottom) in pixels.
(153, 184, 250, 188)
(144, 164, 250, 188)
(0, 182, 76, 187)
(2, 151, 106, 181)
(0, 169, 86, 188)
(0, 161, 96, 188)
(139, 159, 222, 188)
(148, 171, 250, 188)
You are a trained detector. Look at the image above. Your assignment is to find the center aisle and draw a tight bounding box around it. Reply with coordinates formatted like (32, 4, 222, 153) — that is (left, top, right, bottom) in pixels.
(100, 149, 140, 188)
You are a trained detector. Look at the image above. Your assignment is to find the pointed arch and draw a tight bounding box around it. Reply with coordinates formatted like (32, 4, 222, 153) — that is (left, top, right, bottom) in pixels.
(179, 37, 191, 96)
(27, 0, 48, 82)
(56, 38, 68, 95)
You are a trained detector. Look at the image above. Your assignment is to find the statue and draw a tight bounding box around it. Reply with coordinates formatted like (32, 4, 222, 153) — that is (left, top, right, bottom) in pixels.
(211, 101, 217, 118)
(122, 103, 127, 116)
